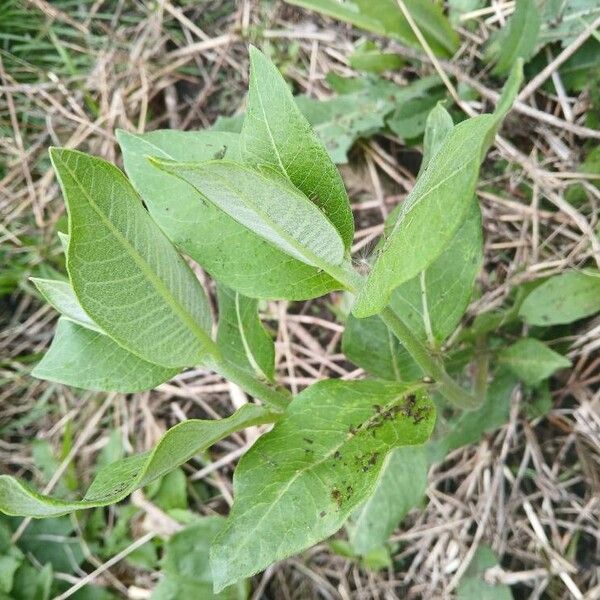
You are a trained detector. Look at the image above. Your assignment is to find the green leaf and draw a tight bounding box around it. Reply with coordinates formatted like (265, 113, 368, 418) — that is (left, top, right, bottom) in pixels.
(353, 61, 523, 317)
(457, 546, 513, 600)
(342, 313, 421, 380)
(50, 148, 215, 369)
(344, 198, 482, 378)
(349, 40, 404, 73)
(32, 318, 178, 393)
(0, 405, 277, 518)
(387, 91, 446, 140)
(499, 338, 570, 386)
(347, 370, 518, 553)
(539, 0, 600, 48)
(486, 0, 541, 75)
(217, 285, 275, 382)
(30, 277, 101, 332)
(241, 46, 354, 249)
(210, 379, 435, 591)
(347, 444, 428, 554)
(152, 159, 346, 270)
(152, 518, 247, 600)
(420, 103, 454, 175)
(519, 270, 600, 325)
(118, 130, 340, 301)
(387, 199, 483, 348)
(285, 0, 459, 57)
(296, 74, 443, 163)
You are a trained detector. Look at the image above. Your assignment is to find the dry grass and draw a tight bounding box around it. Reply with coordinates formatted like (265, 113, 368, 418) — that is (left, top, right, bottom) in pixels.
(1, 0, 599, 598)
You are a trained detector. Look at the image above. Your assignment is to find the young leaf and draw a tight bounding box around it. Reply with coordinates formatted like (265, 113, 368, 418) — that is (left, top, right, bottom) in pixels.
(151, 518, 247, 600)
(152, 159, 346, 270)
(50, 148, 215, 368)
(386, 91, 446, 140)
(519, 270, 600, 325)
(486, 0, 541, 75)
(285, 0, 459, 57)
(210, 379, 435, 591)
(499, 338, 570, 386)
(241, 46, 354, 249)
(216, 285, 275, 382)
(353, 61, 523, 317)
(0, 404, 277, 518)
(32, 318, 178, 393)
(30, 277, 101, 332)
(118, 129, 341, 301)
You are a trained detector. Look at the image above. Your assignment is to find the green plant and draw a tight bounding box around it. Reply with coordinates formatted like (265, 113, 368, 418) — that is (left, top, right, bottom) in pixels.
(2, 46, 567, 594)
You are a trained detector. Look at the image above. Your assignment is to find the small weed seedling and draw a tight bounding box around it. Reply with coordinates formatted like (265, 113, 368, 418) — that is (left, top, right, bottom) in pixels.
(2, 47, 577, 593)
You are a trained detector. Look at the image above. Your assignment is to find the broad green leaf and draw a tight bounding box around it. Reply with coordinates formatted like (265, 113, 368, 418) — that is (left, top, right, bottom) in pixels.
(285, 0, 459, 57)
(353, 62, 523, 317)
(486, 0, 541, 75)
(151, 518, 247, 600)
(241, 46, 354, 249)
(118, 130, 340, 301)
(457, 546, 513, 600)
(50, 148, 214, 368)
(344, 199, 483, 378)
(499, 338, 570, 386)
(30, 277, 100, 332)
(152, 159, 346, 270)
(348, 370, 518, 553)
(420, 103, 454, 175)
(387, 199, 483, 348)
(216, 285, 275, 382)
(349, 40, 404, 73)
(566, 144, 600, 204)
(519, 270, 600, 325)
(0, 404, 277, 518)
(32, 318, 177, 393)
(210, 379, 435, 591)
(347, 445, 428, 554)
(342, 313, 421, 380)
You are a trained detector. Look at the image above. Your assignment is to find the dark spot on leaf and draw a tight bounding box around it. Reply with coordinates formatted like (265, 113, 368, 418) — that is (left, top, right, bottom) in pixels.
(320, 511, 326, 518)
(303, 437, 314, 444)
(331, 488, 342, 508)
(334, 450, 341, 460)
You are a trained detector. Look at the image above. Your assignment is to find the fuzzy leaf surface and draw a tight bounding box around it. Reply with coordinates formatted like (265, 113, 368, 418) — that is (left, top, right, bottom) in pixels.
(118, 129, 340, 300)
(50, 148, 214, 368)
(210, 379, 435, 591)
(153, 159, 345, 270)
(519, 270, 600, 325)
(241, 46, 354, 249)
(217, 285, 275, 382)
(353, 63, 522, 317)
(32, 318, 178, 393)
(0, 405, 277, 518)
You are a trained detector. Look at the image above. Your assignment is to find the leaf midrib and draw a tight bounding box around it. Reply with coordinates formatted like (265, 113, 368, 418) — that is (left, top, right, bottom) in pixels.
(59, 154, 215, 358)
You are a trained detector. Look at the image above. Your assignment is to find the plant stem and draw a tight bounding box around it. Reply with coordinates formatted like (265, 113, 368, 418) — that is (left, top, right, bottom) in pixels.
(379, 307, 479, 410)
(211, 359, 290, 412)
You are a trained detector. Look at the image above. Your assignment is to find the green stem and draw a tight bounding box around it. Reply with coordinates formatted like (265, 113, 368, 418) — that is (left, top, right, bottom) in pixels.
(379, 307, 479, 410)
(211, 358, 290, 412)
